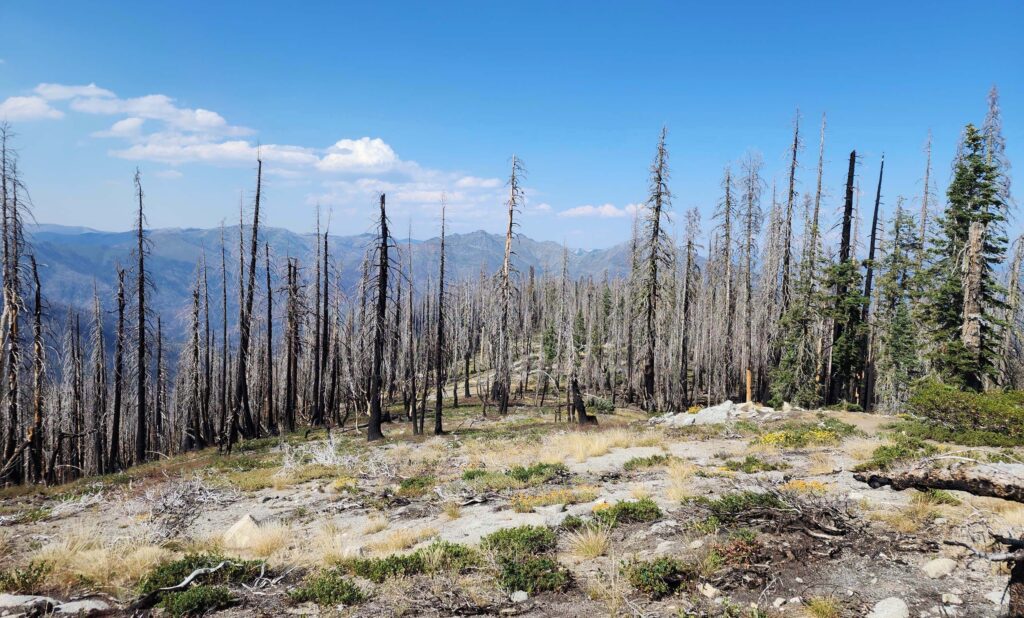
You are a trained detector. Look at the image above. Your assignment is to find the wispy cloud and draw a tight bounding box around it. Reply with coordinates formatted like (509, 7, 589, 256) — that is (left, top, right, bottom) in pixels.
(559, 203, 642, 218)
(0, 81, 519, 224)
(0, 96, 63, 121)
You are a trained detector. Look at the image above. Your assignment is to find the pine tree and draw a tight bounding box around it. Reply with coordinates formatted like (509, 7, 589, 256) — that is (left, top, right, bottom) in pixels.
(925, 124, 1008, 389)
(874, 202, 920, 410)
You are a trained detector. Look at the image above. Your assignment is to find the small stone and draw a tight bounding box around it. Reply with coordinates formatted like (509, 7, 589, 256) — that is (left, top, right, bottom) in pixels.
(0, 594, 59, 611)
(941, 593, 962, 605)
(794, 577, 803, 583)
(922, 557, 957, 579)
(867, 597, 909, 618)
(688, 539, 705, 549)
(773, 598, 786, 608)
(985, 590, 1006, 605)
(699, 583, 720, 599)
(787, 597, 802, 605)
(510, 590, 528, 603)
(649, 520, 679, 535)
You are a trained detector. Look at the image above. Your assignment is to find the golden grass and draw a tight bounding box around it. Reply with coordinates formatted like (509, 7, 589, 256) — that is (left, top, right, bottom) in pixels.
(311, 521, 360, 565)
(807, 452, 836, 475)
(803, 596, 842, 618)
(665, 459, 697, 501)
(510, 487, 600, 513)
(247, 522, 292, 558)
(363, 516, 390, 535)
(870, 501, 937, 533)
(567, 525, 611, 559)
(30, 528, 170, 597)
(781, 479, 828, 495)
(443, 502, 463, 519)
(548, 428, 664, 462)
(629, 485, 651, 500)
(842, 437, 884, 462)
(367, 526, 438, 554)
(970, 496, 1024, 528)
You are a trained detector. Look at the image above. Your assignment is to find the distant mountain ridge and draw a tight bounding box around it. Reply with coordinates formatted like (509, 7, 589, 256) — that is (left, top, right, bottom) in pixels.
(26, 224, 631, 340)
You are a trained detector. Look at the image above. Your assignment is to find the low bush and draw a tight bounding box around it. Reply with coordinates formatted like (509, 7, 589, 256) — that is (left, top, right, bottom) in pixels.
(480, 525, 557, 559)
(510, 487, 598, 513)
(506, 463, 567, 484)
(586, 396, 615, 415)
(341, 540, 478, 582)
(397, 475, 436, 498)
(906, 380, 1024, 445)
(138, 554, 263, 596)
(289, 571, 365, 606)
(622, 557, 695, 599)
(623, 454, 674, 471)
(722, 455, 783, 474)
(689, 491, 789, 522)
(593, 497, 662, 527)
(495, 556, 569, 593)
(754, 416, 861, 449)
(0, 561, 50, 593)
(852, 435, 937, 472)
(160, 585, 234, 617)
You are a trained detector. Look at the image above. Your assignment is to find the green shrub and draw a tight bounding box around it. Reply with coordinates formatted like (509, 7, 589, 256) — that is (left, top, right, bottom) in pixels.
(344, 552, 424, 583)
(889, 417, 1022, 447)
(586, 397, 615, 414)
(289, 571, 365, 606)
(907, 380, 1024, 445)
(0, 561, 50, 593)
(397, 475, 436, 497)
(559, 514, 585, 531)
(622, 557, 695, 599)
(495, 556, 569, 593)
(462, 468, 488, 480)
(341, 540, 478, 582)
(754, 416, 862, 449)
(138, 554, 263, 596)
(722, 455, 783, 474)
(690, 491, 788, 522)
(506, 463, 567, 483)
(623, 454, 673, 471)
(853, 435, 938, 472)
(594, 497, 662, 527)
(480, 525, 557, 560)
(160, 585, 234, 617)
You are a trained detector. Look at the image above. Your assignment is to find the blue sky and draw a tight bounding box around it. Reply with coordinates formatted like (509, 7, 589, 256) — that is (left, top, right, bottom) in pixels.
(1, 1, 1021, 248)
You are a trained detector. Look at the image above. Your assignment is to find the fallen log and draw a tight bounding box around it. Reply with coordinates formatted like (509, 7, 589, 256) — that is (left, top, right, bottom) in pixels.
(853, 458, 1024, 503)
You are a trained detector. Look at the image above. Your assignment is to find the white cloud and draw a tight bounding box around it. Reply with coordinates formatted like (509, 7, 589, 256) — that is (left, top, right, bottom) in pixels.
(155, 169, 183, 179)
(34, 82, 114, 101)
(455, 175, 501, 189)
(93, 116, 145, 137)
(316, 137, 398, 172)
(559, 203, 642, 218)
(0, 96, 64, 121)
(71, 93, 249, 135)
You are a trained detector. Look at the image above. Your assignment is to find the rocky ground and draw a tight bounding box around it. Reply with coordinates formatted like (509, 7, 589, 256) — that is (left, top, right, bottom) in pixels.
(0, 400, 1021, 617)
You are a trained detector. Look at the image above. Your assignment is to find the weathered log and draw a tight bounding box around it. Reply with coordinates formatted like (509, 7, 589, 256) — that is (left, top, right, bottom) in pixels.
(854, 459, 1024, 503)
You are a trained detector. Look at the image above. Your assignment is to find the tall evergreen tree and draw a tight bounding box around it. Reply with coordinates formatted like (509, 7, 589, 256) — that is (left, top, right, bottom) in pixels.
(925, 124, 1008, 389)
(875, 202, 920, 410)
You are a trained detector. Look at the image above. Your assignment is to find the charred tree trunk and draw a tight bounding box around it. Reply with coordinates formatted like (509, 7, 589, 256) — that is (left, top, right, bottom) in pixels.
(367, 194, 389, 442)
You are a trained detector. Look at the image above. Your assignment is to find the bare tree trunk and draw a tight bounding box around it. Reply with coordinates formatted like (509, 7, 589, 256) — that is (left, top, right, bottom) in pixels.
(367, 194, 390, 442)
(859, 156, 884, 408)
(108, 269, 126, 472)
(27, 256, 43, 483)
(265, 244, 275, 434)
(133, 170, 148, 466)
(962, 221, 986, 391)
(434, 199, 447, 435)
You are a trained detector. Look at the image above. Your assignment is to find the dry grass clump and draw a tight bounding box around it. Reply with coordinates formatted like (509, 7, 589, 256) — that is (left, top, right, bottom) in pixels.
(665, 460, 697, 501)
(842, 436, 884, 462)
(548, 428, 664, 462)
(362, 516, 390, 535)
(870, 500, 938, 533)
(567, 525, 611, 559)
(803, 595, 842, 618)
(30, 528, 169, 596)
(443, 502, 463, 519)
(969, 496, 1024, 528)
(510, 487, 599, 513)
(247, 521, 292, 558)
(367, 526, 438, 554)
(311, 521, 360, 565)
(807, 452, 836, 475)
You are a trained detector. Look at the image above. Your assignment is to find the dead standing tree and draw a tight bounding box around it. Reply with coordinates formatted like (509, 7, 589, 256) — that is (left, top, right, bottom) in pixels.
(494, 156, 524, 415)
(638, 127, 672, 412)
(367, 194, 393, 442)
